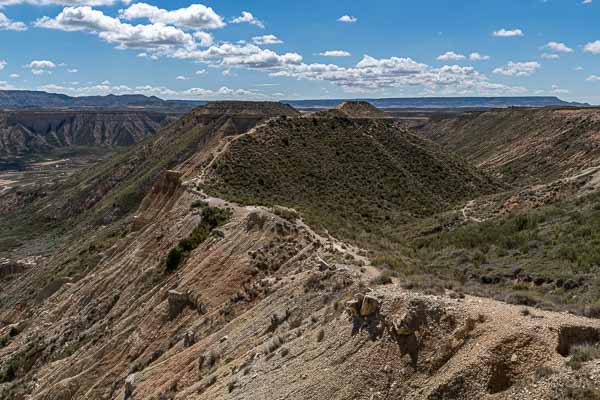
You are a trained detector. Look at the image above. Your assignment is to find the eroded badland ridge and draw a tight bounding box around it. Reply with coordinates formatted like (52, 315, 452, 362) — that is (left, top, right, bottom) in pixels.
(1, 101, 600, 399)
(0, 110, 175, 157)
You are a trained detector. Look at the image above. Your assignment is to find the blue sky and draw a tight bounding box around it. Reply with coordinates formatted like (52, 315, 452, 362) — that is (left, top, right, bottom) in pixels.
(0, 0, 599, 103)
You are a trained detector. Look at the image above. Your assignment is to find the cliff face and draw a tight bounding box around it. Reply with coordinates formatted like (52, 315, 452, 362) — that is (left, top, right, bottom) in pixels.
(0, 110, 175, 156)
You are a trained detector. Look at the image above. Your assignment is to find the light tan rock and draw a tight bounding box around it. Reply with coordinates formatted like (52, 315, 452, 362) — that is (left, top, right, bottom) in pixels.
(124, 373, 138, 399)
(360, 295, 380, 316)
(346, 299, 361, 316)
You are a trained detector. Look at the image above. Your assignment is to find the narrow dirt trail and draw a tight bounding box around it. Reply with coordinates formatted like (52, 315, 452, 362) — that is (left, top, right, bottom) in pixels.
(196, 117, 277, 184)
(182, 115, 373, 273)
(461, 200, 482, 223)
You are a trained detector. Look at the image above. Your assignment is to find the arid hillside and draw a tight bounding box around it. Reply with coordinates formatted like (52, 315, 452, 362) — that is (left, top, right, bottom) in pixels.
(1, 103, 600, 400)
(0, 110, 176, 156)
(422, 107, 600, 185)
(203, 115, 499, 245)
(0, 102, 296, 256)
(4, 171, 599, 400)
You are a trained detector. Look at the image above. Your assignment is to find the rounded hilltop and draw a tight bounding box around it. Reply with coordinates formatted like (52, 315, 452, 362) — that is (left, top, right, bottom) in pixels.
(335, 100, 390, 118)
(204, 116, 499, 243)
(195, 101, 300, 117)
(310, 100, 390, 118)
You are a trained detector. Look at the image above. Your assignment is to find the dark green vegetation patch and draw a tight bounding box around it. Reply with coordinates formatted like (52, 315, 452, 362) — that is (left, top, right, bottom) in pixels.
(165, 206, 231, 272)
(205, 117, 498, 248)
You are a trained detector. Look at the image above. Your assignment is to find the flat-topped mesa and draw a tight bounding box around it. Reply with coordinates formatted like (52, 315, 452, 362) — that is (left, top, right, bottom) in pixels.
(335, 100, 390, 118)
(195, 101, 300, 117)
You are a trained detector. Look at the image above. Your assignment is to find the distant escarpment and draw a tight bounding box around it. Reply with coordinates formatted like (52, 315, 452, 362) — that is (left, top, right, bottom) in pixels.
(422, 107, 600, 185)
(0, 110, 175, 156)
(286, 96, 589, 109)
(0, 90, 205, 111)
(204, 115, 499, 243)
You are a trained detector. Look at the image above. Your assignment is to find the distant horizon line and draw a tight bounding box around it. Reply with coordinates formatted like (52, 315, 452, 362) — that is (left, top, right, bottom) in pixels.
(0, 88, 588, 101)
(0, 89, 594, 107)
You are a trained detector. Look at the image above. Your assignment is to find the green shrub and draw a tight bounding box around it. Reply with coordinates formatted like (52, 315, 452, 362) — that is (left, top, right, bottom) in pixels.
(191, 200, 208, 209)
(164, 206, 231, 273)
(0, 361, 17, 383)
(370, 271, 393, 285)
(372, 256, 408, 272)
(505, 292, 538, 307)
(165, 247, 184, 273)
(316, 329, 325, 343)
(566, 343, 600, 370)
(272, 206, 299, 222)
(560, 386, 600, 400)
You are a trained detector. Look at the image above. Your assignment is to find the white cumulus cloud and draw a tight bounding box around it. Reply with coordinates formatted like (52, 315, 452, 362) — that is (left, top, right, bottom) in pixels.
(171, 42, 303, 70)
(252, 34, 282, 45)
(0, 11, 26, 30)
(543, 41, 573, 53)
(469, 52, 490, 61)
(584, 40, 600, 54)
(119, 3, 225, 30)
(437, 51, 465, 61)
(35, 6, 196, 50)
(318, 50, 351, 57)
(271, 54, 526, 95)
(541, 53, 560, 59)
(193, 31, 213, 47)
(493, 28, 524, 37)
(337, 15, 357, 23)
(184, 86, 260, 98)
(230, 11, 264, 29)
(137, 52, 159, 60)
(25, 60, 57, 69)
(493, 61, 540, 77)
